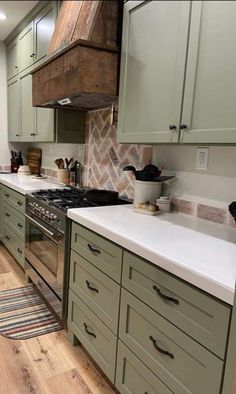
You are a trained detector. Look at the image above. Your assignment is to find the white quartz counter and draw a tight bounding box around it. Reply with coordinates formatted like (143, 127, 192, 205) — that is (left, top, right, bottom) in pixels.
(68, 205, 236, 305)
(0, 174, 60, 195)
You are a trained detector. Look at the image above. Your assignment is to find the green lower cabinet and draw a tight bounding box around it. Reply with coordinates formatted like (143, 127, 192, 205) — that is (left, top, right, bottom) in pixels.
(116, 340, 172, 394)
(119, 288, 224, 394)
(122, 251, 231, 360)
(71, 223, 123, 283)
(70, 250, 120, 334)
(68, 290, 117, 382)
(2, 201, 25, 240)
(2, 225, 25, 269)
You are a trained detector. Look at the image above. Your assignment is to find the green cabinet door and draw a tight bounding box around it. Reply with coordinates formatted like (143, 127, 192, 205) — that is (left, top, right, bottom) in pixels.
(34, 2, 57, 63)
(7, 38, 19, 80)
(8, 77, 21, 142)
(35, 107, 54, 142)
(117, 0, 190, 144)
(19, 70, 35, 142)
(18, 22, 34, 71)
(181, 1, 236, 143)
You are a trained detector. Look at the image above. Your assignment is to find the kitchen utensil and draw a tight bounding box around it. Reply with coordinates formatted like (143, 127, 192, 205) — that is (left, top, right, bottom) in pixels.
(57, 169, 70, 184)
(86, 189, 119, 205)
(55, 159, 61, 169)
(133, 180, 162, 205)
(58, 158, 65, 169)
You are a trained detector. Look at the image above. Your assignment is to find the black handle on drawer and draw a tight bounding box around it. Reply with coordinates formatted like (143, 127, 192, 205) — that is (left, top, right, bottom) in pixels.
(18, 223, 23, 228)
(5, 213, 10, 217)
(17, 248, 22, 254)
(5, 193, 9, 198)
(86, 280, 99, 293)
(169, 124, 177, 130)
(87, 243, 101, 255)
(5, 235, 10, 240)
(153, 285, 179, 305)
(84, 323, 96, 338)
(17, 201, 23, 206)
(149, 336, 174, 359)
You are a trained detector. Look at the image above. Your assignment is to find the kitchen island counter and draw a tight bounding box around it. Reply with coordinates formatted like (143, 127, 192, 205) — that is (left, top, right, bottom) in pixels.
(68, 205, 236, 305)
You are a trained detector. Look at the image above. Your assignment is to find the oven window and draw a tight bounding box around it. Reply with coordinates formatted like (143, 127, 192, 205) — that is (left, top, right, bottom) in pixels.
(28, 223, 58, 277)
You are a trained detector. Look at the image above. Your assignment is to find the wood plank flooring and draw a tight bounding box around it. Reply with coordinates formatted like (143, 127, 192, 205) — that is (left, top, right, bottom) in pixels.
(0, 244, 116, 394)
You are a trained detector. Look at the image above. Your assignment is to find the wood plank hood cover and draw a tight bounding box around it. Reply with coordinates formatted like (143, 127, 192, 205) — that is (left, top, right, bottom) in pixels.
(32, 0, 121, 111)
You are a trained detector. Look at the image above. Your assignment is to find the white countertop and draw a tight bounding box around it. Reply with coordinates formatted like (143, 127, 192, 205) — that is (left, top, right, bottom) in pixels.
(0, 174, 60, 194)
(68, 205, 236, 305)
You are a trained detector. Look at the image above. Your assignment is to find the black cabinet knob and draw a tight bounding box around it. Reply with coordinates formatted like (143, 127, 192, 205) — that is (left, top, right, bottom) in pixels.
(180, 124, 187, 129)
(169, 124, 177, 130)
(30, 133, 35, 136)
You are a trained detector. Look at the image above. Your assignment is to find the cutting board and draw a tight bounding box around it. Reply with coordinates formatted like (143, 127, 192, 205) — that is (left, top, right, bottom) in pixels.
(27, 148, 42, 175)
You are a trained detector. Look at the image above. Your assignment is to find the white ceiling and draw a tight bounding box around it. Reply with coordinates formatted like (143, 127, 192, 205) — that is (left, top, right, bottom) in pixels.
(0, 1, 39, 41)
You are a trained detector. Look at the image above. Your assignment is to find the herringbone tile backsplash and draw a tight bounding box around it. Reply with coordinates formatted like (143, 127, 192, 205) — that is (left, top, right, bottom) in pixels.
(83, 109, 152, 199)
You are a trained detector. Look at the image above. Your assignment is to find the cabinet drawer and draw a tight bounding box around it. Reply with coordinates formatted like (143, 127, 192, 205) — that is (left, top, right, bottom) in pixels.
(116, 340, 172, 394)
(70, 250, 120, 334)
(3, 201, 25, 239)
(2, 185, 25, 214)
(123, 251, 231, 359)
(71, 223, 122, 282)
(68, 290, 117, 382)
(3, 225, 25, 269)
(119, 289, 224, 394)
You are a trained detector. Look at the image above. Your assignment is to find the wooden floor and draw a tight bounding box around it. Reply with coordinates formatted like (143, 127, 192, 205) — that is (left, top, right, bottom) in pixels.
(0, 244, 116, 394)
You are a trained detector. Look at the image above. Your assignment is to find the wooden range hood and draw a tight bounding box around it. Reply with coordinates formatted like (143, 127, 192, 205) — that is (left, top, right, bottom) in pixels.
(32, 1, 122, 111)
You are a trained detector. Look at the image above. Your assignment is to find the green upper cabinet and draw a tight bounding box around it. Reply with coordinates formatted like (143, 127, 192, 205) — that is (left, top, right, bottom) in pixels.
(19, 69, 35, 142)
(35, 107, 54, 142)
(118, 0, 236, 145)
(180, 1, 236, 144)
(7, 38, 19, 80)
(34, 2, 57, 63)
(18, 22, 34, 72)
(117, 0, 190, 144)
(8, 77, 20, 142)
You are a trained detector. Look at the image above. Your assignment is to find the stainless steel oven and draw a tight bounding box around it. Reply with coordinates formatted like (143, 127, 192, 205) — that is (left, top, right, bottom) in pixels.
(25, 211, 65, 320)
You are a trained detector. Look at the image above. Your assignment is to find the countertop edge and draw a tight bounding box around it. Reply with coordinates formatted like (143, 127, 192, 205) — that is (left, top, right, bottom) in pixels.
(67, 210, 234, 306)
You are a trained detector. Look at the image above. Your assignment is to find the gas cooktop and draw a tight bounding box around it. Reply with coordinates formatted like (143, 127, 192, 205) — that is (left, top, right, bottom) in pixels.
(31, 187, 95, 212)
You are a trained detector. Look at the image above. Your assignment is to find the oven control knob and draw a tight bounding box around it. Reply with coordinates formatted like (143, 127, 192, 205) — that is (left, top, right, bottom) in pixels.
(45, 211, 50, 221)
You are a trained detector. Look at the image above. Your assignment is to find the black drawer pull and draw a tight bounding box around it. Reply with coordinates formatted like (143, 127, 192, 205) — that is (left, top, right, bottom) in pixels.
(5, 193, 9, 198)
(5, 235, 10, 240)
(30, 133, 36, 136)
(17, 201, 23, 206)
(87, 243, 101, 254)
(153, 285, 179, 305)
(84, 323, 96, 338)
(18, 223, 23, 228)
(5, 213, 10, 217)
(17, 248, 22, 254)
(169, 124, 177, 130)
(149, 336, 174, 359)
(180, 124, 187, 130)
(86, 280, 99, 293)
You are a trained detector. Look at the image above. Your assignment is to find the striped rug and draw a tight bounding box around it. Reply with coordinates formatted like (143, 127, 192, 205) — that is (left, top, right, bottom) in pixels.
(0, 284, 62, 340)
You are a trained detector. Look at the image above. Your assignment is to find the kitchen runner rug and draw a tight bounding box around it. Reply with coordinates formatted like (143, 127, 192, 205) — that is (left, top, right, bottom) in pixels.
(0, 284, 62, 340)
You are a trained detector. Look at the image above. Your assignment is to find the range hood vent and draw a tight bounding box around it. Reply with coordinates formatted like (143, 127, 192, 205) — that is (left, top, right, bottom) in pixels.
(32, 1, 121, 111)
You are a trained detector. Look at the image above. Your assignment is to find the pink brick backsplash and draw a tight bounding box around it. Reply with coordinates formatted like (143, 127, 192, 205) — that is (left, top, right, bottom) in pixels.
(171, 197, 234, 227)
(196, 204, 227, 224)
(171, 198, 196, 216)
(83, 109, 153, 199)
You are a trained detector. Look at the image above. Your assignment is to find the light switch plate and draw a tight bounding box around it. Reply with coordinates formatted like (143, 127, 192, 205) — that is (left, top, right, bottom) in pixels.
(196, 147, 209, 170)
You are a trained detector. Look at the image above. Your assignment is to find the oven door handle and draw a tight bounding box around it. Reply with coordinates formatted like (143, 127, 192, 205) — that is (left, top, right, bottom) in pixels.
(25, 213, 60, 243)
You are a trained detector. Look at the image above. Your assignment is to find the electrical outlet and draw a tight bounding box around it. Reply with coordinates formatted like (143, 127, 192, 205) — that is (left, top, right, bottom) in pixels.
(196, 147, 209, 170)
(78, 145, 84, 160)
